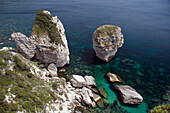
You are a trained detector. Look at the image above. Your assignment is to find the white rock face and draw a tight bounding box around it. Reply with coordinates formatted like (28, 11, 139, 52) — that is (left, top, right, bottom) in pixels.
(84, 76, 96, 87)
(47, 63, 58, 77)
(11, 32, 36, 59)
(114, 85, 143, 105)
(11, 10, 70, 67)
(70, 75, 86, 88)
(81, 87, 93, 106)
(92, 25, 124, 62)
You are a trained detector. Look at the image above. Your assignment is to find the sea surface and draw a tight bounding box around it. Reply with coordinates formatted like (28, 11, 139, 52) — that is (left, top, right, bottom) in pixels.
(0, 0, 170, 112)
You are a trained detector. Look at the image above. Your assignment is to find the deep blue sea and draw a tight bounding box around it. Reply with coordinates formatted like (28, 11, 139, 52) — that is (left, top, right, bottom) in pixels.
(0, 0, 170, 112)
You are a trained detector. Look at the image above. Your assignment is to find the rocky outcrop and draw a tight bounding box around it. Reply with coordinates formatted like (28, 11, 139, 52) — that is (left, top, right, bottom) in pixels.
(11, 10, 70, 67)
(70, 75, 86, 88)
(105, 72, 122, 83)
(47, 63, 58, 77)
(11, 32, 36, 59)
(92, 25, 124, 62)
(70, 75, 96, 88)
(114, 85, 143, 105)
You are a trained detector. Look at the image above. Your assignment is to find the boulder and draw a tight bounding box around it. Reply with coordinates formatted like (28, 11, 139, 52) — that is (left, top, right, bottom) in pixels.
(11, 32, 36, 59)
(92, 25, 124, 62)
(84, 76, 96, 87)
(98, 85, 108, 98)
(105, 72, 122, 83)
(70, 75, 86, 88)
(92, 93, 104, 108)
(11, 10, 70, 67)
(114, 85, 143, 105)
(47, 63, 58, 77)
(81, 87, 93, 106)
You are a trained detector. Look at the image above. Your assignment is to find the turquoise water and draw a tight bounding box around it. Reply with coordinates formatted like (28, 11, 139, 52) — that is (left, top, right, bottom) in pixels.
(0, 0, 170, 112)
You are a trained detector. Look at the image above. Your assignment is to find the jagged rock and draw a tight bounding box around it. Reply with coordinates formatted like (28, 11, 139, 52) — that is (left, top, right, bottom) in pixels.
(84, 76, 96, 87)
(92, 25, 124, 62)
(47, 63, 58, 77)
(92, 93, 104, 108)
(11, 32, 36, 59)
(70, 75, 86, 88)
(114, 85, 143, 105)
(105, 72, 122, 83)
(81, 87, 93, 106)
(98, 85, 108, 98)
(11, 10, 70, 67)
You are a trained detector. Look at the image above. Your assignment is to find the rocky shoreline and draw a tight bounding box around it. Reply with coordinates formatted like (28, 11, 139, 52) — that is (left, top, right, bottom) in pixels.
(0, 10, 145, 113)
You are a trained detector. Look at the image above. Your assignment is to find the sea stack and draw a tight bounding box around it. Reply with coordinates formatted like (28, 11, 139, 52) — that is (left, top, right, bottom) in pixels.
(11, 10, 70, 67)
(92, 25, 124, 62)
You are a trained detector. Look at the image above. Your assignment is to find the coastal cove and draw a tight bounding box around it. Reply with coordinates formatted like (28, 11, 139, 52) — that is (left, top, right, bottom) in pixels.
(0, 0, 170, 113)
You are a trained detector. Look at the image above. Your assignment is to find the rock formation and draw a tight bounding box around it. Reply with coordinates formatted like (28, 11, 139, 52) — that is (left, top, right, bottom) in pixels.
(11, 10, 70, 67)
(47, 63, 58, 77)
(92, 25, 124, 62)
(105, 72, 122, 83)
(114, 85, 143, 105)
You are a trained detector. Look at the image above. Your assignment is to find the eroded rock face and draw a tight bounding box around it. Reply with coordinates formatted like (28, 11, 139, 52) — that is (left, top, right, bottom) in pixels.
(11, 10, 70, 67)
(92, 25, 124, 62)
(114, 85, 143, 105)
(11, 32, 36, 59)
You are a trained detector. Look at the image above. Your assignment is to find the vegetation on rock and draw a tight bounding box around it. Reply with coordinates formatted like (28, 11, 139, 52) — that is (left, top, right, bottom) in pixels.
(32, 10, 64, 45)
(0, 50, 57, 113)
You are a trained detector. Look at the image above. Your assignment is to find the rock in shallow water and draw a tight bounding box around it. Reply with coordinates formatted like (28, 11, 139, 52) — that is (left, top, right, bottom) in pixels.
(92, 25, 124, 62)
(84, 76, 96, 87)
(98, 85, 108, 98)
(11, 10, 70, 67)
(114, 85, 143, 105)
(105, 72, 122, 83)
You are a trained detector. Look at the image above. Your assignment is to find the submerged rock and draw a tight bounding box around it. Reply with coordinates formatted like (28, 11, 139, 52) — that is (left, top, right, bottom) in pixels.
(92, 25, 124, 62)
(105, 72, 122, 83)
(70, 75, 86, 88)
(98, 85, 108, 98)
(47, 63, 58, 77)
(11, 10, 70, 67)
(92, 93, 104, 108)
(114, 85, 143, 105)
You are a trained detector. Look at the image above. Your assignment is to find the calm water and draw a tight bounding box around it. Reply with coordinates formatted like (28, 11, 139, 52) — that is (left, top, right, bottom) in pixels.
(0, 0, 170, 112)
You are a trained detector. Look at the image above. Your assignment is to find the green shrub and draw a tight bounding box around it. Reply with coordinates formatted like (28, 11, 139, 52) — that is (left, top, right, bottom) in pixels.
(52, 82, 58, 90)
(14, 56, 29, 71)
(150, 104, 170, 113)
(27, 73, 33, 78)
